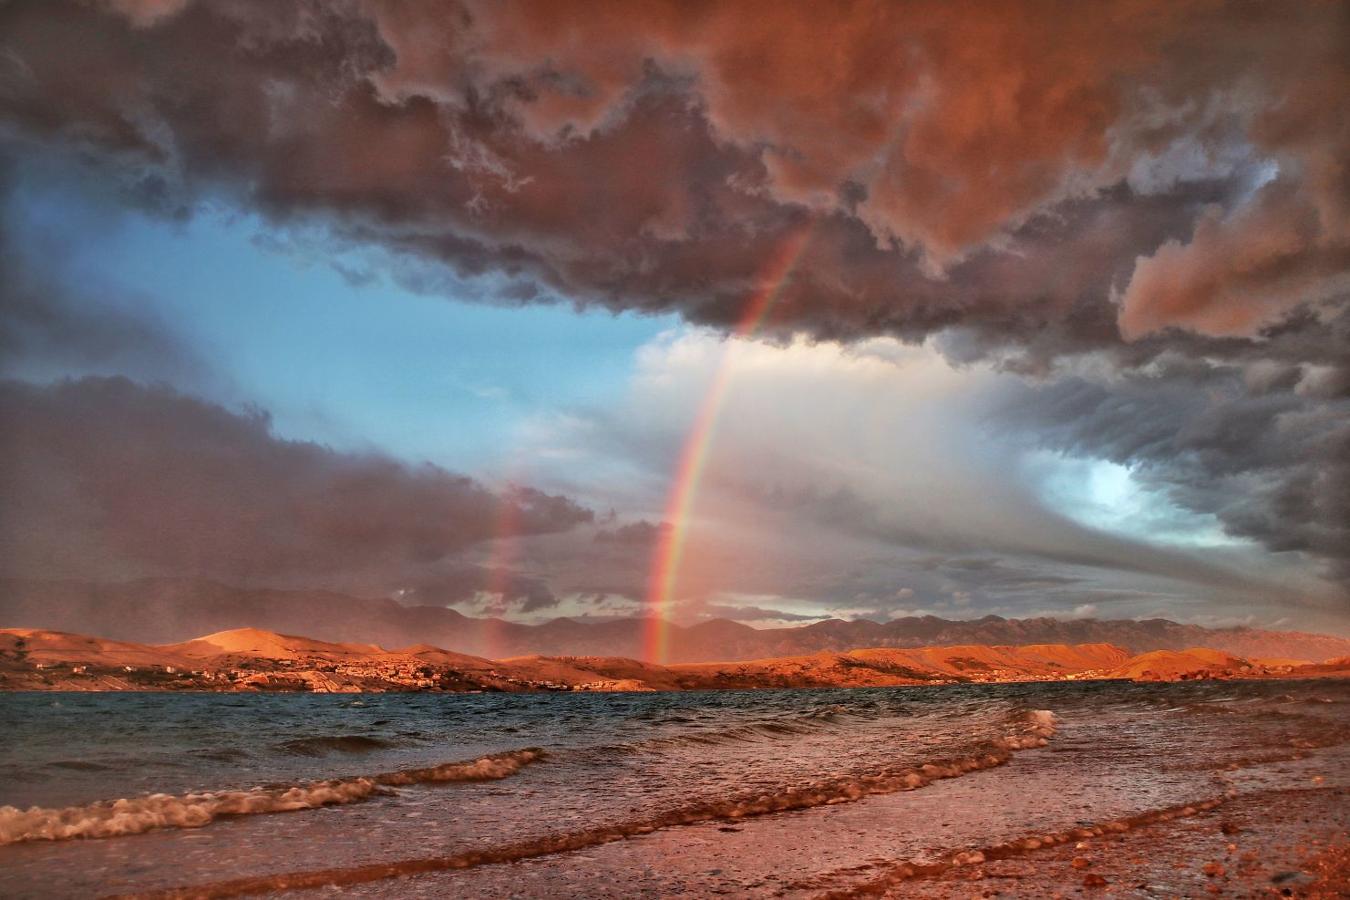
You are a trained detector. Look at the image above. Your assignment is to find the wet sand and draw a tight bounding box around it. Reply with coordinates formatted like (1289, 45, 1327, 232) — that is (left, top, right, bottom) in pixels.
(893, 783, 1349, 898)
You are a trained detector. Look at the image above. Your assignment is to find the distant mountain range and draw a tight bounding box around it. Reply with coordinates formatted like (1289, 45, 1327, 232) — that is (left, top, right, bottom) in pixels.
(2, 577, 1348, 664)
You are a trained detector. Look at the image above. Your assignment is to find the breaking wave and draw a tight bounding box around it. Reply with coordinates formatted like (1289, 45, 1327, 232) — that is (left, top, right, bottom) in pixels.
(110, 710, 1060, 899)
(0, 748, 545, 845)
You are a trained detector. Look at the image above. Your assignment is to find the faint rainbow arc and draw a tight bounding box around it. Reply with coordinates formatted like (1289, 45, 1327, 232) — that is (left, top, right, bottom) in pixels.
(483, 477, 524, 659)
(642, 225, 813, 663)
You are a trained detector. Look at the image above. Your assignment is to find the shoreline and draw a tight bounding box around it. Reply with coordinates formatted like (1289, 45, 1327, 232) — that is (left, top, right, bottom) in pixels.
(6, 672, 1350, 696)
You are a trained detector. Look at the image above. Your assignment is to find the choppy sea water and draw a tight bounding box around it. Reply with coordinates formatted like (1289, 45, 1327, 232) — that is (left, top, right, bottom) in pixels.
(0, 679, 1346, 898)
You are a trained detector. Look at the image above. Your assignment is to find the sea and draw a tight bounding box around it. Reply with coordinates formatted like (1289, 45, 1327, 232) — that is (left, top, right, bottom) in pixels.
(1, 678, 1347, 898)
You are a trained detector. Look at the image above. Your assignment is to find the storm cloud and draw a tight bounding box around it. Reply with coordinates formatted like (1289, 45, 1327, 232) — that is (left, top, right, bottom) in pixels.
(989, 336, 1350, 587)
(0, 1, 1345, 627)
(0, 377, 593, 584)
(0, 0, 1342, 349)
(0, 158, 204, 385)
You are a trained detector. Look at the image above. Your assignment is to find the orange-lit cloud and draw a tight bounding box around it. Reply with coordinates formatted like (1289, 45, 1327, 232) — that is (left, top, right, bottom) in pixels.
(3, 0, 1342, 345)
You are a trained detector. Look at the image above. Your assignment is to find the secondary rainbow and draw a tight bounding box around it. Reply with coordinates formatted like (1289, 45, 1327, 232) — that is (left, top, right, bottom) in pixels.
(642, 225, 813, 663)
(482, 475, 525, 659)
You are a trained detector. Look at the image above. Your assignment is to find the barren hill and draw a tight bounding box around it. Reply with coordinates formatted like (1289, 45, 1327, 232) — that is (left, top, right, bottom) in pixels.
(0, 628, 197, 670)
(167, 628, 384, 662)
(1107, 648, 1255, 681)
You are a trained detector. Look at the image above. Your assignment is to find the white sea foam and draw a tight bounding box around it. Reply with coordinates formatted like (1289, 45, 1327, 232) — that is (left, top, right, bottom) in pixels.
(0, 748, 544, 845)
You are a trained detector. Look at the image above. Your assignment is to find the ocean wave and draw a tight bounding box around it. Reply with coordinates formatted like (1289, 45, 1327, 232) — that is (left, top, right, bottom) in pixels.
(193, 748, 251, 763)
(275, 735, 395, 756)
(585, 703, 880, 758)
(0, 748, 545, 846)
(374, 751, 545, 786)
(110, 710, 1060, 899)
(45, 760, 113, 772)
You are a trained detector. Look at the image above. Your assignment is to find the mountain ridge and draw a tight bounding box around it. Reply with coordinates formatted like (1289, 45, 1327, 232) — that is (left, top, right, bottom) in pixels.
(2, 577, 1348, 664)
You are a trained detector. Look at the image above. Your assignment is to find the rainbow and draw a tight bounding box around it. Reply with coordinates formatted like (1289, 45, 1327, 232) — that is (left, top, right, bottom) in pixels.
(482, 478, 524, 659)
(642, 225, 813, 663)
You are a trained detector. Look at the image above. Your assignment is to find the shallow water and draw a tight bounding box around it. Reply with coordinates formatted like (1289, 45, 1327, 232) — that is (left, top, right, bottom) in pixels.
(0, 679, 1346, 898)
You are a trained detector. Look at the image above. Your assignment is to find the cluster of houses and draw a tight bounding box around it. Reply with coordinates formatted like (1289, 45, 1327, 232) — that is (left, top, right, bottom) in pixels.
(29, 657, 595, 693)
(12, 650, 615, 692)
(959, 667, 1115, 684)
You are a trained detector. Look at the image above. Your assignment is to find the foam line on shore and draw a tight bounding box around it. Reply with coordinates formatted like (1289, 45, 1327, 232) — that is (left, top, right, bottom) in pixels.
(0, 748, 544, 845)
(813, 793, 1235, 897)
(104, 710, 1059, 899)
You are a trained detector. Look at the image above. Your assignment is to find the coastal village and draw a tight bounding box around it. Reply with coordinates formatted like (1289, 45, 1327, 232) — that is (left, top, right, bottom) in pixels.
(5, 638, 590, 693)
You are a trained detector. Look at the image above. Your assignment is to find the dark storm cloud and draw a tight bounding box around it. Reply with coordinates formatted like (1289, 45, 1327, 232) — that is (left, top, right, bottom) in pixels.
(989, 342, 1350, 587)
(0, 156, 203, 383)
(0, 0, 1343, 348)
(0, 260, 199, 383)
(0, 377, 593, 583)
(750, 480, 1270, 597)
(912, 556, 1083, 592)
